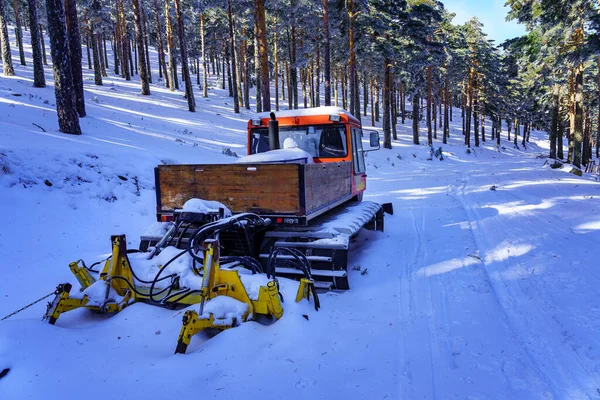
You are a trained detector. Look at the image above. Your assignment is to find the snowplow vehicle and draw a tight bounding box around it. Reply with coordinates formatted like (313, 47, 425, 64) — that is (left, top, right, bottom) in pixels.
(43, 106, 391, 353)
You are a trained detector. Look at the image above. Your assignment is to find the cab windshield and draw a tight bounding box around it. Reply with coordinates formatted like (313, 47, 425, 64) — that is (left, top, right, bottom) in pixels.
(250, 124, 348, 158)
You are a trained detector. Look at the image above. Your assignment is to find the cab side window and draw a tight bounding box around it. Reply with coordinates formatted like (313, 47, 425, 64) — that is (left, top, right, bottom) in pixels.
(352, 128, 365, 174)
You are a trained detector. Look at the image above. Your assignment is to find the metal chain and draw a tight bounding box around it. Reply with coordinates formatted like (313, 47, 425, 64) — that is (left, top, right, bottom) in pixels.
(1, 291, 57, 321)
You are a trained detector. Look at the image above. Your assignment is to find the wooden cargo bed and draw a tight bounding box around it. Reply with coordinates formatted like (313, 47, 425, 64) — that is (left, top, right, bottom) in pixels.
(155, 162, 353, 225)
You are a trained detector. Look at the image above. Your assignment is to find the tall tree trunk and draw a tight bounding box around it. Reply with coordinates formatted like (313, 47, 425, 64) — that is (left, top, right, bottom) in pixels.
(322, 0, 331, 106)
(201, 13, 208, 98)
(0, 0, 15, 76)
(308, 63, 314, 107)
(558, 112, 564, 160)
(253, 10, 262, 113)
(583, 105, 591, 165)
(433, 95, 437, 140)
(568, 69, 575, 163)
(316, 42, 320, 107)
(573, 62, 583, 168)
(550, 88, 559, 159)
(390, 70, 397, 140)
(439, 87, 443, 128)
(242, 29, 249, 109)
(597, 56, 600, 159)
(443, 78, 449, 143)
(28, 0, 45, 87)
(119, 0, 130, 81)
(174, 0, 195, 111)
(255, 0, 270, 111)
(165, 0, 176, 91)
(98, 34, 107, 77)
(286, 60, 292, 109)
(116, 1, 124, 77)
(400, 81, 405, 124)
(227, 0, 239, 113)
(342, 67, 347, 109)
(333, 66, 338, 107)
(45, 0, 81, 134)
(39, 24, 47, 65)
(103, 34, 109, 70)
(466, 71, 473, 147)
(132, 38, 137, 75)
(375, 82, 379, 122)
(348, 0, 359, 119)
(234, 31, 243, 110)
(132, 0, 150, 95)
(225, 38, 232, 96)
(370, 77, 374, 126)
(155, 0, 168, 88)
(301, 68, 307, 108)
(496, 114, 501, 145)
(90, 23, 102, 86)
(427, 65, 432, 146)
(354, 63, 361, 121)
(474, 75, 480, 147)
(382, 59, 391, 149)
(111, 33, 117, 74)
(290, 0, 298, 109)
(481, 102, 485, 142)
(142, 8, 151, 83)
(412, 93, 420, 145)
(274, 17, 279, 111)
(279, 58, 285, 100)
(13, 0, 26, 65)
(363, 72, 368, 116)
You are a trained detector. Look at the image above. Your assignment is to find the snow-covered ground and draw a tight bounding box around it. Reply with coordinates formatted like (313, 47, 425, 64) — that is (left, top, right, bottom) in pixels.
(1, 27, 600, 399)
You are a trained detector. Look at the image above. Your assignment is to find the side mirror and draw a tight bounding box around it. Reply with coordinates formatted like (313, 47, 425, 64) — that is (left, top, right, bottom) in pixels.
(369, 131, 380, 149)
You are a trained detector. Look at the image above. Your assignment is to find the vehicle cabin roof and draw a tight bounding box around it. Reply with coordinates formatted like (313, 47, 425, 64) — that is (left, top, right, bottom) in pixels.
(248, 106, 360, 128)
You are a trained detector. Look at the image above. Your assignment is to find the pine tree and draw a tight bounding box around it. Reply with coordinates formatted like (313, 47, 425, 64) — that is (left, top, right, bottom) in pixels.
(132, 0, 150, 95)
(45, 0, 81, 135)
(322, 0, 331, 106)
(27, 0, 45, 87)
(65, 0, 85, 116)
(256, 0, 270, 111)
(227, 0, 239, 113)
(174, 0, 195, 111)
(0, 0, 15, 76)
(13, 0, 26, 66)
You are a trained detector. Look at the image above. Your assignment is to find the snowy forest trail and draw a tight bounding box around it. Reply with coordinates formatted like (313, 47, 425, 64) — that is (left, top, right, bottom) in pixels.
(362, 148, 600, 399)
(2, 25, 600, 399)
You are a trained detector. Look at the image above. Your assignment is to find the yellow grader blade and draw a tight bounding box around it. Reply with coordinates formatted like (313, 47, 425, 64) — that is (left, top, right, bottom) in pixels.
(44, 234, 292, 355)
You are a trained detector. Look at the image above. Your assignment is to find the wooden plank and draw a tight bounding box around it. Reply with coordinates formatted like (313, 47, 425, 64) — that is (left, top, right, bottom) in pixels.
(157, 164, 301, 214)
(304, 162, 352, 215)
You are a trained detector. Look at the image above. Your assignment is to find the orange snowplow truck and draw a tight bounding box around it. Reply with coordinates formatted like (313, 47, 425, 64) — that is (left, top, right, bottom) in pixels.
(152, 107, 387, 289)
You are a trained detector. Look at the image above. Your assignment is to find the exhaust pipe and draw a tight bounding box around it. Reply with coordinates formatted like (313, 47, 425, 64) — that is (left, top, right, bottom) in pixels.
(268, 112, 279, 150)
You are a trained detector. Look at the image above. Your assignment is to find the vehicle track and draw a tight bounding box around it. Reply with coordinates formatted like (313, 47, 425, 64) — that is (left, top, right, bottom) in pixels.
(455, 169, 597, 398)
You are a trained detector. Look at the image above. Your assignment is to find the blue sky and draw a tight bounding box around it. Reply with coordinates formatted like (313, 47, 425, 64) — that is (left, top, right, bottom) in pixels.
(442, 0, 527, 44)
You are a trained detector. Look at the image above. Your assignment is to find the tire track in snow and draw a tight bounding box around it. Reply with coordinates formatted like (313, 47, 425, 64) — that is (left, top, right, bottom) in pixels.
(455, 173, 595, 399)
(399, 186, 452, 400)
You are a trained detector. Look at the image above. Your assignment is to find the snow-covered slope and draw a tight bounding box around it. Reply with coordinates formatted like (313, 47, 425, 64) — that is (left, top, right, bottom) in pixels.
(1, 27, 600, 399)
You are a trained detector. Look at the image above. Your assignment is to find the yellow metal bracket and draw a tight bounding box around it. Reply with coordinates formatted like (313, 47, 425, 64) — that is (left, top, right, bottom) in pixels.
(175, 310, 234, 354)
(69, 260, 96, 289)
(295, 278, 320, 311)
